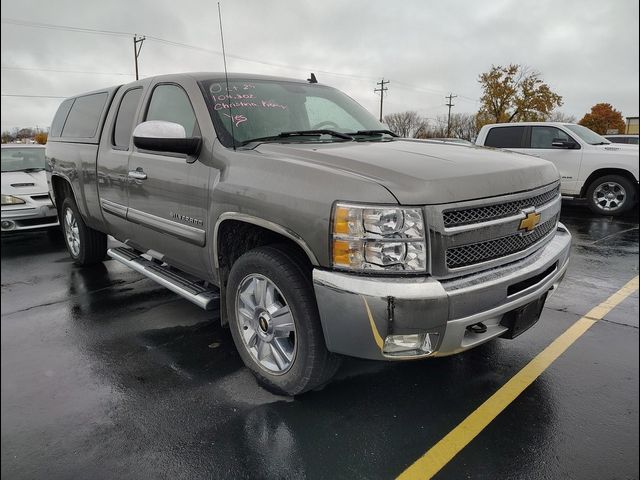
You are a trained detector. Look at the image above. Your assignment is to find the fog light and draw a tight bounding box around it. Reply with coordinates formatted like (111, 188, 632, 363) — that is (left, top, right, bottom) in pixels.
(1, 220, 16, 231)
(383, 333, 439, 357)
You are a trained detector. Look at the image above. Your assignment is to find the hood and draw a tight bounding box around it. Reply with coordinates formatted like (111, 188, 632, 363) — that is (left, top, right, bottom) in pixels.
(254, 139, 559, 204)
(1, 170, 49, 195)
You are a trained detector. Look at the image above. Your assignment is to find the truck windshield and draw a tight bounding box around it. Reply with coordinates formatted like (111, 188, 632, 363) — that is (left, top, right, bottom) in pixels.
(564, 124, 611, 145)
(1, 147, 46, 172)
(199, 78, 384, 147)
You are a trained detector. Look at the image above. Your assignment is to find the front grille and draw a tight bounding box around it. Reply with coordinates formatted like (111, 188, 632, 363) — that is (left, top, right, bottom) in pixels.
(443, 184, 560, 227)
(446, 214, 559, 268)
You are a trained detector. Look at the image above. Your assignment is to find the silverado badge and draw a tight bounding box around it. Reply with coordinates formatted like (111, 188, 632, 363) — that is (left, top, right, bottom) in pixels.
(519, 210, 541, 233)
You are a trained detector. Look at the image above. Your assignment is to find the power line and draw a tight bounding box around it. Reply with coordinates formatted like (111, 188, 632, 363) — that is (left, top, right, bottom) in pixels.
(445, 93, 457, 136)
(0, 17, 379, 82)
(392, 80, 478, 105)
(133, 35, 146, 80)
(1, 17, 131, 37)
(374, 78, 390, 122)
(1, 16, 484, 108)
(1, 66, 134, 76)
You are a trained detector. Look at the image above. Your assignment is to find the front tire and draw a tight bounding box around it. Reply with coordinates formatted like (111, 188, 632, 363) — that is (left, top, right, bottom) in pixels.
(586, 175, 635, 216)
(60, 197, 107, 265)
(226, 245, 340, 395)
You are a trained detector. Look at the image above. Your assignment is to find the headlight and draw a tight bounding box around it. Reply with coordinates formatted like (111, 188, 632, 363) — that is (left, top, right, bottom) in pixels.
(1, 195, 26, 205)
(331, 203, 427, 272)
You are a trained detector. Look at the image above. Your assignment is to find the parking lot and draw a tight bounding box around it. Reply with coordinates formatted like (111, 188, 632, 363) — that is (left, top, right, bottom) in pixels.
(1, 203, 638, 479)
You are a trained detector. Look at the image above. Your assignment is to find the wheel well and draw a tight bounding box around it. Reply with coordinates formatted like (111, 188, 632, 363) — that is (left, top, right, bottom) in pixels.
(216, 220, 314, 324)
(580, 168, 639, 198)
(51, 175, 74, 218)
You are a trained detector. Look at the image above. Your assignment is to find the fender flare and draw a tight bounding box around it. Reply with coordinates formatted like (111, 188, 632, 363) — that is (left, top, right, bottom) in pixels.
(212, 212, 320, 268)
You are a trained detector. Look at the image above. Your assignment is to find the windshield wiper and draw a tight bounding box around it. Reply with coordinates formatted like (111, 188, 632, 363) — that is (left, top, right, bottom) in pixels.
(591, 142, 610, 145)
(347, 129, 398, 137)
(241, 130, 354, 146)
(23, 167, 45, 172)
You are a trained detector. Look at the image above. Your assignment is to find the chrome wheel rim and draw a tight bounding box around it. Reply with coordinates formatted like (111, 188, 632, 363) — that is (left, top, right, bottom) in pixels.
(64, 207, 81, 257)
(235, 274, 296, 374)
(593, 181, 627, 212)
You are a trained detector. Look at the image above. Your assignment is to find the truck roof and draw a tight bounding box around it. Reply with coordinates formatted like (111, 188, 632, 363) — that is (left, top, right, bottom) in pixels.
(66, 72, 315, 100)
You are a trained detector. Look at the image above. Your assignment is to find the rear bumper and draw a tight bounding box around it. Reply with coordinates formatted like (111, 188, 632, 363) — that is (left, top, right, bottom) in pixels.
(313, 224, 571, 360)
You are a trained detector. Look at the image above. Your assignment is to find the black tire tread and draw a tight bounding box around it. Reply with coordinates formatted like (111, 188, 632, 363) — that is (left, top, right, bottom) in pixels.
(585, 174, 636, 216)
(227, 245, 340, 395)
(61, 197, 107, 266)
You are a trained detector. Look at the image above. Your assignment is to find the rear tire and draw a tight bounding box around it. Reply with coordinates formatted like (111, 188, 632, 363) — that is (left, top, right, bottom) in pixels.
(60, 197, 107, 265)
(226, 245, 340, 395)
(586, 175, 635, 216)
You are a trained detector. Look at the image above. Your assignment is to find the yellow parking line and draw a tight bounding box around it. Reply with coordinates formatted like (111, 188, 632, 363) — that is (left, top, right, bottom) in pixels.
(397, 276, 639, 480)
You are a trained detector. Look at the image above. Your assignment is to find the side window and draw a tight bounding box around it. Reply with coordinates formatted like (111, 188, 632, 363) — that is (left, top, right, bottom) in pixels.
(531, 126, 570, 149)
(50, 98, 74, 137)
(145, 85, 198, 136)
(113, 88, 143, 149)
(305, 96, 361, 130)
(61, 92, 109, 138)
(484, 126, 526, 148)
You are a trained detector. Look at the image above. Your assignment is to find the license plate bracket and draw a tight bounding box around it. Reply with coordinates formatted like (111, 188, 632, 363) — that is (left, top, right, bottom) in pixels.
(499, 293, 548, 339)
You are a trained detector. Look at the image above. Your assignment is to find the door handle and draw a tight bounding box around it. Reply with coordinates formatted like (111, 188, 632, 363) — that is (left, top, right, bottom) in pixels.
(128, 169, 147, 180)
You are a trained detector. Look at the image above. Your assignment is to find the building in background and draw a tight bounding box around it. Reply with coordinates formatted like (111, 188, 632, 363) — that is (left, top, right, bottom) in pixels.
(626, 116, 639, 134)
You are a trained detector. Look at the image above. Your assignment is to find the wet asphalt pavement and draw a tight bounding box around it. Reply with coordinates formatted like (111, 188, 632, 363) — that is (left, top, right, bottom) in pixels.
(1, 203, 638, 480)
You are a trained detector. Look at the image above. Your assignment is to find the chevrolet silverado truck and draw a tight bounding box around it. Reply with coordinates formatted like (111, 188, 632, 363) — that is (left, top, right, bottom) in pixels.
(476, 122, 639, 215)
(46, 73, 571, 395)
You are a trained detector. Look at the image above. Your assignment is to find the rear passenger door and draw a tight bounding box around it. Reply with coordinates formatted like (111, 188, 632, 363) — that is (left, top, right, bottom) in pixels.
(483, 125, 527, 151)
(519, 126, 583, 195)
(126, 80, 212, 277)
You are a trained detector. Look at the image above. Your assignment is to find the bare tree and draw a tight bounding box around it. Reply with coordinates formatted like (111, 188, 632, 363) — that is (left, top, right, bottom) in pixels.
(547, 111, 577, 123)
(439, 113, 479, 141)
(384, 111, 428, 138)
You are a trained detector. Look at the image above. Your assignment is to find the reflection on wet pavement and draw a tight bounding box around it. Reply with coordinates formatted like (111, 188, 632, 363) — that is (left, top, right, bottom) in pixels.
(1, 204, 638, 479)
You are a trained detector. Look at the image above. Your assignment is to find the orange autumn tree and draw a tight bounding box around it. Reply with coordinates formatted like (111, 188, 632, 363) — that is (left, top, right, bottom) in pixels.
(34, 132, 48, 144)
(578, 103, 626, 135)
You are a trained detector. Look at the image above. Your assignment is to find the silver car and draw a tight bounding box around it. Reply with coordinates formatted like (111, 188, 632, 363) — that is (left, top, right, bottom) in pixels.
(1, 144, 59, 234)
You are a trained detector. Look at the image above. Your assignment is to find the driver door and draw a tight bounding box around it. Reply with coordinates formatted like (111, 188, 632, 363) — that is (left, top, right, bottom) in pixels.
(126, 81, 211, 277)
(520, 126, 583, 195)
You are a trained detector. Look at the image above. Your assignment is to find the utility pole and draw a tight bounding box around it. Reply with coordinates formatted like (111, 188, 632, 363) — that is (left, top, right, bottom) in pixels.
(375, 78, 390, 122)
(133, 35, 146, 81)
(445, 93, 457, 137)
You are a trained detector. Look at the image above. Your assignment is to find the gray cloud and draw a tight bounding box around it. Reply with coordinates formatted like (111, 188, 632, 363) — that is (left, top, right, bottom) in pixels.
(1, 0, 638, 130)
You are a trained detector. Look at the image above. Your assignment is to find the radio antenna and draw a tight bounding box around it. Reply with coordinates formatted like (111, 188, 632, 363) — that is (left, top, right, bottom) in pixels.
(217, 2, 236, 150)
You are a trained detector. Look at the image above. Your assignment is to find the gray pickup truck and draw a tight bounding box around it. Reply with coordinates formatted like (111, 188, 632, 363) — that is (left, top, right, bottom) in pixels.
(46, 73, 571, 395)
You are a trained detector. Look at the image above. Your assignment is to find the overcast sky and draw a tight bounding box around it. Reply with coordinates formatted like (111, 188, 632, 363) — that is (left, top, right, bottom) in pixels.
(1, 0, 638, 131)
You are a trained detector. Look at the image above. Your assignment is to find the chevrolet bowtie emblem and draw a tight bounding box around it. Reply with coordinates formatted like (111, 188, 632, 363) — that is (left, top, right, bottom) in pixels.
(519, 210, 541, 232)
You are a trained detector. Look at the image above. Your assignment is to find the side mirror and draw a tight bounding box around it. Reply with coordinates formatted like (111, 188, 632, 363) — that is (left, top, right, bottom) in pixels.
(133, 121, 201, 156)
(551, 138, 577, 149)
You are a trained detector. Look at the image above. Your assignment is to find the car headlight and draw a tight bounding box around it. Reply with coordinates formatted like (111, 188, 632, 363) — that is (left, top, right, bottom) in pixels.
(331, 202, 427, 272)
(1, 195, 26, 205)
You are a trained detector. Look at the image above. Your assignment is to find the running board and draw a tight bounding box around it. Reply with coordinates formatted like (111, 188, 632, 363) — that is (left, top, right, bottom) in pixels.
(107, 247, 220, 310)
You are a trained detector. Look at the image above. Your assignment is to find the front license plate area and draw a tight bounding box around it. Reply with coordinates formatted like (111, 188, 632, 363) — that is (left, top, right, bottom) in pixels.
(499, 293, 548, 339)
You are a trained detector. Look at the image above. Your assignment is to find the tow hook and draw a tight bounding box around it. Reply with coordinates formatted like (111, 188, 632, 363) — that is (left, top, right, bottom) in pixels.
(467, 322, 487, 334)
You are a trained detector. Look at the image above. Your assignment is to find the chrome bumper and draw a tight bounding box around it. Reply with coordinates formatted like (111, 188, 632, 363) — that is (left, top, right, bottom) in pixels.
(1, 202, 59, 232)
(313, 224, 572, 360)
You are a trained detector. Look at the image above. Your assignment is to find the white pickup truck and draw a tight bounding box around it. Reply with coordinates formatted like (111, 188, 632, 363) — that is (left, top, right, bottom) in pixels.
(476, 122, 639, 215)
